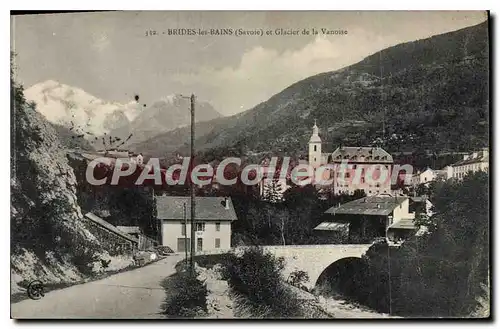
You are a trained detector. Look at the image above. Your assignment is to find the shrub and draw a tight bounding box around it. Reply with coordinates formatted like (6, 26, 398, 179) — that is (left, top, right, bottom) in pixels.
(175, 253, 232, 272)
(155, 245, 174, 255)
(287, 270, 310, 290)
(161, 271, 208, 318)
(221, 247, 303, 318)
(100, 258, 111, 269)
(72, 251, 99, 276)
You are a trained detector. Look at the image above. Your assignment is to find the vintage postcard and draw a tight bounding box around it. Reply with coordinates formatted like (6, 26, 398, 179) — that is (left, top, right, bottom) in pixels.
(10, 11, 490, 319)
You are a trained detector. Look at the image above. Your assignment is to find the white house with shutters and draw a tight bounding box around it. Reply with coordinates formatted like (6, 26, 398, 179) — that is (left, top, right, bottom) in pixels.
(156, 196, 238, 252)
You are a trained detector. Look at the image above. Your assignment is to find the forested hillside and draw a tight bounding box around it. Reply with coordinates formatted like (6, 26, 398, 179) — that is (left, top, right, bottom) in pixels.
(131, 21, 489, 163)
(352, 171, 489, 317)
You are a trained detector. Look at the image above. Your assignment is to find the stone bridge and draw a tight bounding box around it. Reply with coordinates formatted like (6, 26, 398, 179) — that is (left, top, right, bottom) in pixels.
(261, 244, 372, 290)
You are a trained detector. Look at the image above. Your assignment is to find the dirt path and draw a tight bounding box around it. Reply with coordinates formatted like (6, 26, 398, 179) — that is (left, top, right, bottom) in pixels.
(11, 255, 183, 319)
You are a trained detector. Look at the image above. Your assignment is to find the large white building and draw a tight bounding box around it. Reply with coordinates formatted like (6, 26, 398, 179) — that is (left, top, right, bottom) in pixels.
(156, 196, 237, 252)
(447, 148, 489, 180)
(308, 122, 394, 196)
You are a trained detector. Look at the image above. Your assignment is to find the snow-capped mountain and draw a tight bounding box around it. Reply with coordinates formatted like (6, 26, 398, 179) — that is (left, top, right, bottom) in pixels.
(24, 80, 142, 137)
(24, 80, 222, 147)
(108, 95, 222, 146)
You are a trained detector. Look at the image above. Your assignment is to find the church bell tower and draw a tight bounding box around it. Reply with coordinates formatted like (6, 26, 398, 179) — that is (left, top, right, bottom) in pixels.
(308, 120, 322, 168)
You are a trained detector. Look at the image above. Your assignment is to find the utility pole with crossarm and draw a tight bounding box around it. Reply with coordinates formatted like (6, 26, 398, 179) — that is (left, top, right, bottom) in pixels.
(189, 94, 196, 276)
(176, 93, 196, 276)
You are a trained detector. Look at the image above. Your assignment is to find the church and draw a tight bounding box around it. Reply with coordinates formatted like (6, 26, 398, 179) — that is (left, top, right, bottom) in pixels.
(308, 121, 394, 196)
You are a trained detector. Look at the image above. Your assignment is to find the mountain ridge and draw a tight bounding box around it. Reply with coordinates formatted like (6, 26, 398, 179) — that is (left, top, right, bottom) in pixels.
(130, 21, 489, 162)
(24, 80, 223, 148)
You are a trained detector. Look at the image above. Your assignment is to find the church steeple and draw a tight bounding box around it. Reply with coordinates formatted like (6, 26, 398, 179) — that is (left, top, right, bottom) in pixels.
(308, 119, 322, 168)
(312, 119, 319, 136)
(309, 119, 321, 143)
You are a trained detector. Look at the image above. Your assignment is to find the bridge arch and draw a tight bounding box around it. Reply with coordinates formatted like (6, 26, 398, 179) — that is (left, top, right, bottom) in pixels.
(261, 244, 372, 290)
(314, 256, 369, 298)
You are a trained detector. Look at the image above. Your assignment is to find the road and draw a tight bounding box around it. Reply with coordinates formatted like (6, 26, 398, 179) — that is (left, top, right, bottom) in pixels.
(11, 254, 183, 319)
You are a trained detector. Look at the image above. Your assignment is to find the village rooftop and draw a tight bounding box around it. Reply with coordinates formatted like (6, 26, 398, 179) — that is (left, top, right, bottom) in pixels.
(85, 156, 414, 187)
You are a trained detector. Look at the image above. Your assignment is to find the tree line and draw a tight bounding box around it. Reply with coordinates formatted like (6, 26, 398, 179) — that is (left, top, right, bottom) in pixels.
(340, 171, 489, 317)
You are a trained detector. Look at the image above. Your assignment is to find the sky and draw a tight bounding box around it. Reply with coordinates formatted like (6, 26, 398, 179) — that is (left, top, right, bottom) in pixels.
(11, 11, 487, 116)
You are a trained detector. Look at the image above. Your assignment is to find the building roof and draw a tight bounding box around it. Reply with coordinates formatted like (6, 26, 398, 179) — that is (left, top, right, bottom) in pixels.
(313, 221, 349, 231)
(117, 226, 142, 234)
(84, 213, 139, 243)
(309, 123, 321, 143)
(388, 218, 416, 230)
(419, 168, 435, 175)
(325, 195, 408, 216)
(331, 146, 393, 163)
(451, 150, 489, 167)
(309, 135, 321, 143)
(156, 196, 238, 221)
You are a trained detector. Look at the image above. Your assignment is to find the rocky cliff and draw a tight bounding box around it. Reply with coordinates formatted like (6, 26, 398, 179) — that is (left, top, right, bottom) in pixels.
(10, 78, 131, 294)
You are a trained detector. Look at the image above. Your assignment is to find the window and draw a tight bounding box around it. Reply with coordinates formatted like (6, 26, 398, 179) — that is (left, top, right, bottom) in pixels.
(182, 223, 186, 236)
(314, 145, 317, 152)
(196, 222, 206, 232)
(215, 238, 221, 249)
(352, 165, 357, 169)
(216, 222, 221, 232)
(177, 238, 190, 252)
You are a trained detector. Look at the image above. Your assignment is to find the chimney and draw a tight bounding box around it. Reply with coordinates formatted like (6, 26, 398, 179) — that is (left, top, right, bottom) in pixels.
(224, 197, 230, 210)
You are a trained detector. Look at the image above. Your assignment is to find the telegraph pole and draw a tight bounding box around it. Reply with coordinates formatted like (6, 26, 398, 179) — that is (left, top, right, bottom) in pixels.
(189, 94, 196, 276)
(176, 93, 196, 276)
(183, 202, 188, 263)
